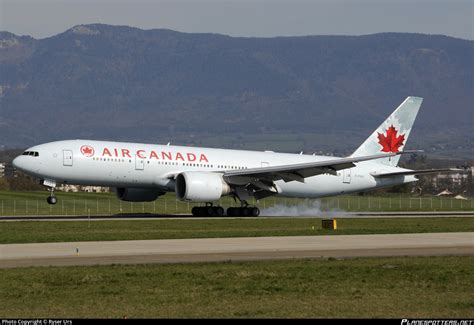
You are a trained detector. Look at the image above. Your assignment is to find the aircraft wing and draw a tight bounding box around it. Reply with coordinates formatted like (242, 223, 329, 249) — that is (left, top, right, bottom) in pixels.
(370, 168, 463, 178)
(223, 152, 404, 184)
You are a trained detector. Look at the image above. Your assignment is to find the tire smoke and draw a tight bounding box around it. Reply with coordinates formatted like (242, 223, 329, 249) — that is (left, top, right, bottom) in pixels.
(260, 199, 344, 217)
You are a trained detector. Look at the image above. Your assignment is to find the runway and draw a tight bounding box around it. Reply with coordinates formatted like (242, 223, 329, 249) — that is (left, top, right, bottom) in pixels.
(1, 232, 472, 268)
(1, 211, 473, 221)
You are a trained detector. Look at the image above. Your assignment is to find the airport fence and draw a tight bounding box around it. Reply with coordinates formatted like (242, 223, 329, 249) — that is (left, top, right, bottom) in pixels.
(0, 194, 473, 216)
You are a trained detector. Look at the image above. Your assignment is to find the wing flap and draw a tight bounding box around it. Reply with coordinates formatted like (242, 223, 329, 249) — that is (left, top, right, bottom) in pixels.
(370, 168, 462, 178)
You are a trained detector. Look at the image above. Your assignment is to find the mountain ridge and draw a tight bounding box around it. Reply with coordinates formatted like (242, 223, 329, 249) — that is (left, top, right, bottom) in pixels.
(0, 24, 472, 158)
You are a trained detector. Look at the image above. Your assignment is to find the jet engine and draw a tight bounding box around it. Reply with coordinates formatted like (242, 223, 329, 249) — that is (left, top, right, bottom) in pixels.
(115, 188, 165, 202)
(175, 172, 231, 202)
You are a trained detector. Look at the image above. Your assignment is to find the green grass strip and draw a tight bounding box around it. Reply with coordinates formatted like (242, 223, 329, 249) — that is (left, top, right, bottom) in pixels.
(1, 217, 473, 244)
(0, 256, 472, 318)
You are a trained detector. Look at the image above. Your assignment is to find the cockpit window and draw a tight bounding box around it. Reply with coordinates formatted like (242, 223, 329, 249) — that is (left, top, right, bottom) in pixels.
(22, 151, 39, 157)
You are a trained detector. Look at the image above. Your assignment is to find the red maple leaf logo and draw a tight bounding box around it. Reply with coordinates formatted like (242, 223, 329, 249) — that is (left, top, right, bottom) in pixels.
(80, 145, 95, 157)
(377, 125, 405, 153)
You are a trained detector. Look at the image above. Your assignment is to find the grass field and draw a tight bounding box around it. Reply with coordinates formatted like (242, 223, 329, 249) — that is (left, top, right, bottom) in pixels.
(1, 217, 473, 244)
(0, 190, 473, 216)
(0, 256, 472, 318)
(1, 191, 472, 318)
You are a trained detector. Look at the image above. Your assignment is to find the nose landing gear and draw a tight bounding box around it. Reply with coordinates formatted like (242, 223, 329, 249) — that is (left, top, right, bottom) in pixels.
(42, 179, 57, 205)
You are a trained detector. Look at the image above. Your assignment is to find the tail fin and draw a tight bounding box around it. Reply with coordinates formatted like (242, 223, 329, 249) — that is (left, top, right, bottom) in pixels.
(351, 96, 423, 166)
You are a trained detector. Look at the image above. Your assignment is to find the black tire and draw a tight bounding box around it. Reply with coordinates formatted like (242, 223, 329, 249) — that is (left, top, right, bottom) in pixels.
(192, 207, 200, 217)
(206, 207, 215, 217)
(250, 207, 260, 217)
(194, 207, 207, 217)
(215, 207, 224, 216)
(241, 207, 250, 217)
(227, 207, 236, 217)
(47, 196, 57, 205)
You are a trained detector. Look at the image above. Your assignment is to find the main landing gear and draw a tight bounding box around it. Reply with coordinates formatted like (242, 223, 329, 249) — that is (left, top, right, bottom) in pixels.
(227, 206, 260, 217)
(227, 200, 260, 217)
(192, 203, 225, 217)
(191, 201, 260, 217)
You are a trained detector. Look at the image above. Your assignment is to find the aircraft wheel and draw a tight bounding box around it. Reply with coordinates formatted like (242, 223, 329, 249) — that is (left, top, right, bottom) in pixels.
(206, 206, 216, 217)
(192, 207, 206, 217)
(193, 206, 225, 217)
(47, 196, 57, 205)
(226, 207, 237, 217)
(215, 207, 224, 216)
(250, 207, 260, 217)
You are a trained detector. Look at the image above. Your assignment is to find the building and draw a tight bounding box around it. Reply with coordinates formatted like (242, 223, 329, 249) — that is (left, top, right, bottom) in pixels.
(82, 186, 110, 193)
(0, 163, 5, 178)
(57, 184, 110, 193)
(57, 184, 80, 192)
(431, 167, 472, 194)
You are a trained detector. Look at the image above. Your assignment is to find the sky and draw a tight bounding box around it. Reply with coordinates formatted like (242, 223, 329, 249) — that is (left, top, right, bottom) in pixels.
(0, 0, 473, 40)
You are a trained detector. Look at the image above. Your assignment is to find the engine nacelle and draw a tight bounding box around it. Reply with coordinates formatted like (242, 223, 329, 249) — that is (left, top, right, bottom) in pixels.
(175, 172, 230, 202)
(116, 188, 165, 202)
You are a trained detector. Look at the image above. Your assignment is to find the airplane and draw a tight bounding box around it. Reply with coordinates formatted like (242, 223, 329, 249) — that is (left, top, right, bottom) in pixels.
(12, 96, 457, 217)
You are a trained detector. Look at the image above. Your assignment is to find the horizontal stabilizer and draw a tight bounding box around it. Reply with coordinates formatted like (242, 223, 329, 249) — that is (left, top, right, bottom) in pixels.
(370, 168, 463, 178)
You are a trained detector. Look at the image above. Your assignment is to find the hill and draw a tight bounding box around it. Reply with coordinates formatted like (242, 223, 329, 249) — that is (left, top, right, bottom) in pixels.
(0, 24, 472, 158)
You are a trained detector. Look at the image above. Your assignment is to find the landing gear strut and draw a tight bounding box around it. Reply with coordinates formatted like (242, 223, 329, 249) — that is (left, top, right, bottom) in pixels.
(191, 203, 225, 217)
(46, 187, 57, 205)
(227, 200, 260, 217)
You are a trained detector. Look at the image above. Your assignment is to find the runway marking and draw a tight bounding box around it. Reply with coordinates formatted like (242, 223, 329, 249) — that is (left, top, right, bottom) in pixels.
(0, 232, 472, 268)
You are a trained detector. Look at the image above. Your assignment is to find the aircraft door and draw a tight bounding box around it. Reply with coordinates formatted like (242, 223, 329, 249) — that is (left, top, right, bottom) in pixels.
(343, 169, 351, 184)
(63, 150, 73, 166)
(135, 155, 145, 170)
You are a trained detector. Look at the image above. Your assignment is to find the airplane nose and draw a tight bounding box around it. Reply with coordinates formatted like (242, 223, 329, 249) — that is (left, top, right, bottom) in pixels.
(12, 156, 19, 168)
(12, 156, 23, 170)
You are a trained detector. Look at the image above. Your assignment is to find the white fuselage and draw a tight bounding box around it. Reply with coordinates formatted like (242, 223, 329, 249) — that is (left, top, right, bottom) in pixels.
(12, 139, 417, 199)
